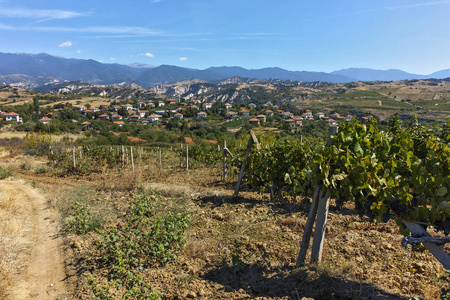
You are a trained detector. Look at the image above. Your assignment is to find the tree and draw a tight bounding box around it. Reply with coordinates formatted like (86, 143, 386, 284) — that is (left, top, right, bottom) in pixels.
(33, 97, 40, 115)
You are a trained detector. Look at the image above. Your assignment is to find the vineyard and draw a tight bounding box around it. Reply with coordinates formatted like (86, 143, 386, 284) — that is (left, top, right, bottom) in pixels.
(2, 116, 450, 299)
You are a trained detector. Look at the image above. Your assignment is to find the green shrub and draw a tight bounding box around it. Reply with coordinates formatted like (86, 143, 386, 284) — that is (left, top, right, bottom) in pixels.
(0, 167, 13, 179)
(64, 201, 103, 234)
(89, 191, 190, 298)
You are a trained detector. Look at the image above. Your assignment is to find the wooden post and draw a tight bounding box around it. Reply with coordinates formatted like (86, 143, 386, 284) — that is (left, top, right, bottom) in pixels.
(126, 147, 129, 166)
(186, 144, 189, 170)
(79, 148, 82, 160)
(234, 131, 258, 197)
(296, 185, 321, 266)
(180, 143, 183, 167)
(296, 125, 338, 265)
(72, 146, 76, 169)
(121, 145, 125, 164)
(222, 140, 227, 181)
(310, 190, 330, 264)
(403, 221, 450, 270)
(159, 149, 162, 167)
(130, 146, 135, 172)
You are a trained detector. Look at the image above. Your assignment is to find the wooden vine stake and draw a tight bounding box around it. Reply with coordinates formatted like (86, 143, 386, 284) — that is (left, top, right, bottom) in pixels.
(186, 144, 189, 170)
(130, 146, 135, 172)
(72, 146, 76, 169)
(296, 125, 338, 266)
(222, 140, 232, 181)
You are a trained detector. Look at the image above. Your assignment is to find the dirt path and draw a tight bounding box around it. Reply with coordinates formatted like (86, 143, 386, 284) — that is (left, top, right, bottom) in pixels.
(0, 180, 67, 299)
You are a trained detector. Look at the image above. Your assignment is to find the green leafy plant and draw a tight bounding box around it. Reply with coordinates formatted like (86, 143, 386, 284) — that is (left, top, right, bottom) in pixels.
(64, 201, 103, 234)
(0, 166, 13, 180)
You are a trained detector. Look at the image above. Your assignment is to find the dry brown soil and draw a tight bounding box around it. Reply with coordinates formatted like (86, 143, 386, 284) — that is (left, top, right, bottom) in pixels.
(0, 179, 67, 299)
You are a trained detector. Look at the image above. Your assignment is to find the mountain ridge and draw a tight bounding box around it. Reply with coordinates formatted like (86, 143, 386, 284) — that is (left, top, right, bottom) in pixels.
(0, 52, 449, 88)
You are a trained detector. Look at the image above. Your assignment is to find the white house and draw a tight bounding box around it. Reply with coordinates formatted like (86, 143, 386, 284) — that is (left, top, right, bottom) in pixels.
(5, 112, 22, 123)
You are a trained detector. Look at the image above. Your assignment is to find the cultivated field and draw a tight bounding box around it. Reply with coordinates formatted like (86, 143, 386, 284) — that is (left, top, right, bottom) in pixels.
(0, 134, 448, 299)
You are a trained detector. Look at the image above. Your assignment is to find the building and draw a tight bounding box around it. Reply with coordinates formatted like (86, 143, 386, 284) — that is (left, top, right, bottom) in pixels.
(174, 113, 183, 119)
(226, 111, 237, 119)
(248, 103, 256, 109)
(256, 115, 266, 123)
(39, 117, 51, 124)
(98, 114, 109, 120)
(265, 110, 274, 117)
(315, 112, 325, 119)
(128, 115, 141, 122)
(111, 114, 123, 121)
(202, 103, 212, 110)
(240, 109, 250, 117)
(249, 118, 260, 126)
(5, 112, 22, 123)
(147, 114, 162, 122)
(122, 104, 133, 110)
(197, 112, 207, 118)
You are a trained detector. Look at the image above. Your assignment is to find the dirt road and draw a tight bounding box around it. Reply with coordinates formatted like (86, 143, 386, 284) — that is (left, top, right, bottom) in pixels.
(0, 179, 67, 299)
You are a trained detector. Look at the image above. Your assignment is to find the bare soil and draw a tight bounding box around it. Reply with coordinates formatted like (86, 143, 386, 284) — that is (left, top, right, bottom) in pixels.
(0, 179, 67, 299)
(0, 153, 448, 299)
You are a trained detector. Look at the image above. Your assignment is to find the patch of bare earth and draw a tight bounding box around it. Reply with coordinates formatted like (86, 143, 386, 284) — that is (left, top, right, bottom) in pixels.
(0, 179, 66, 299)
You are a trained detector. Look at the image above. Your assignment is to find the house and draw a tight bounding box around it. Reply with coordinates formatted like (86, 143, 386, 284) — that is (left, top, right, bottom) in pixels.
(248, 103, 256, 109)
(122, 104, 133, 110)
(226, 111, 237, 119)
(282, 112, 294, 118)
(5, 112, 22, 123)
(315, 112, 325, 119)
(284, 119, 296, 127)
(225, 103, 232, 111)
(99, 104, 109, 110)
(345, 115, 353, 122)
(98, 114, 109, 120)
(138, 110, 148, 118)
(137, 102, 146, 108)
(168, 99, 176, 105)
(301, 112, 313, 120)
(174, 113, 183, 119)
(256, 115, 266, 123)
(77, 106, 87, 111)
(146, 101, 155, 108)
(326, 118, 337, 126)
(39, 117, 52, 124)
(197, 112, 207, 118)
(147, 114, 162, 122)
(175, 107, 183, 113)
(331, 112, 340, 119)
(142, 121, 149, 125)
(249, 118, 260, 126)
(292, 116, 303, 126)
(111, 114, 123, 121)
(265, 110, 274, 117)
(128, 115, 141, 122)
(188, 105, 199, 110)
(158, 101, 165, 107)
(273, 105, 280, 110)
(113, 121, 125, 127)
(202, 103, 212, 110)
(240, 109, 250, 117)
(82, 121, 93, 129)
(91, 107, 100, 113)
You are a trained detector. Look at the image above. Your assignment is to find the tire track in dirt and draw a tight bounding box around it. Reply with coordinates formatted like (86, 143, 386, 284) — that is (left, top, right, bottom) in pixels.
(1, 180, 67, 299)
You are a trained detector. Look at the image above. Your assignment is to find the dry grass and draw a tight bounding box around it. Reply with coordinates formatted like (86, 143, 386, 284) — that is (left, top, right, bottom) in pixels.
(0, 179, 36, 299)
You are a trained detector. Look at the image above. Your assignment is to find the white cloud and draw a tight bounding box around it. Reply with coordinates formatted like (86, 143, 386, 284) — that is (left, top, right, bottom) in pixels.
(138, 52, 155, 58)
(0, 8, 90, 19)
(76, 50, 82, 54)
(179, 57, 188, 61)
(58, 41, 72, 47)
(110, 57, 119, 61)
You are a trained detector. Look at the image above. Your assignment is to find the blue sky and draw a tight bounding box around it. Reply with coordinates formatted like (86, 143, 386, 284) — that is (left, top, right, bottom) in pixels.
(0, 0, 449, 74)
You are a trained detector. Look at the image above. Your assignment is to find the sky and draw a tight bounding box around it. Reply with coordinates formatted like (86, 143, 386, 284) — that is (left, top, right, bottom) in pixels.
(0, 0, 449, 74)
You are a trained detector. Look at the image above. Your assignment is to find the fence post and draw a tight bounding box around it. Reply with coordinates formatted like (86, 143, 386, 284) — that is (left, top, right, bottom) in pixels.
(72, 146, 76, 169)
(180, 143, 183, 167)
(130, 146, 135, 172)
(159, 149, 162, 167)
(186, 144, 189, 170)
(122, 145, 125, 164)
(222, 140, 227, 181)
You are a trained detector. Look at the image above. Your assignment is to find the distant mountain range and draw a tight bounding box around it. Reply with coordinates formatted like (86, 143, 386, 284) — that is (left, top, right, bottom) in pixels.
(0, 52, 449, 89)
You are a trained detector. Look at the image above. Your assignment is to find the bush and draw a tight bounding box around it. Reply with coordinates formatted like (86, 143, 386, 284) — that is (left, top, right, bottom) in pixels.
(88, 190, 190, 298)
(0, 167, 13, 180)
